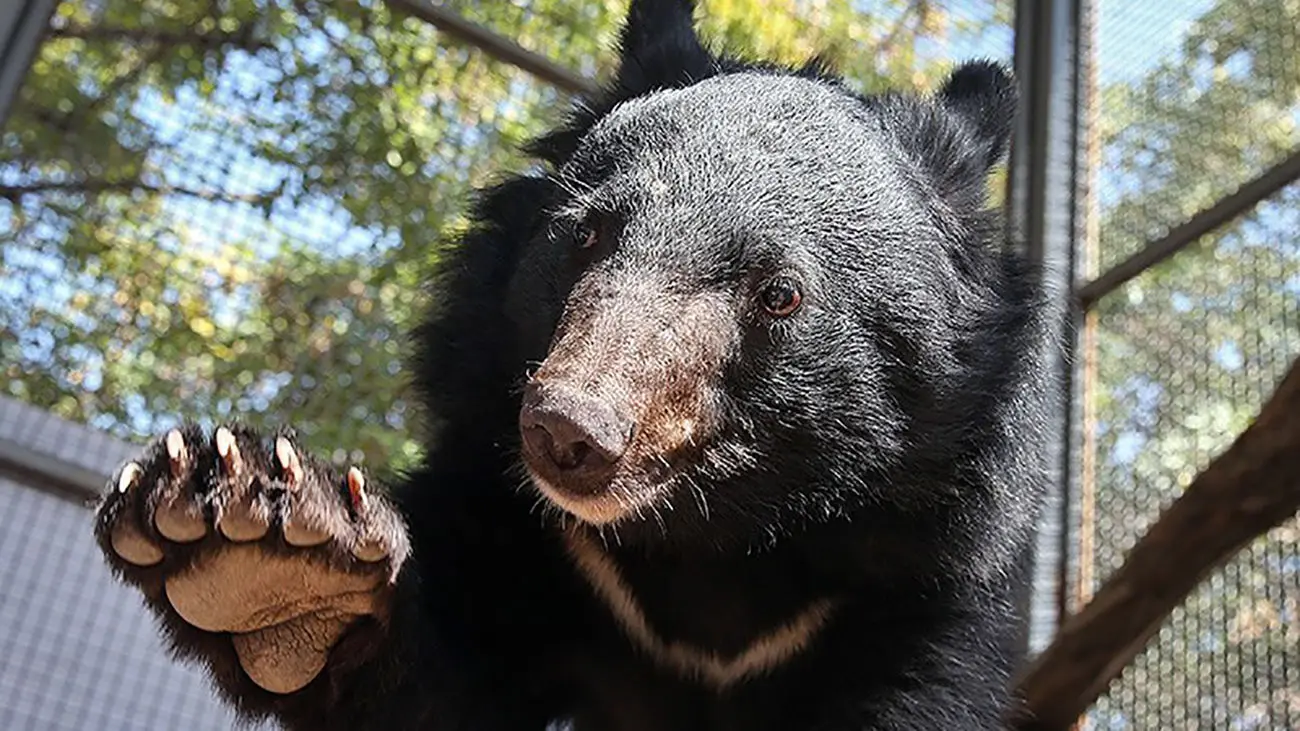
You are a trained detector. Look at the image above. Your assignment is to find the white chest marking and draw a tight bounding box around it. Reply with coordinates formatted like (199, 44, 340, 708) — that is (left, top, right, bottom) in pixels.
(562, 528, 838, 689)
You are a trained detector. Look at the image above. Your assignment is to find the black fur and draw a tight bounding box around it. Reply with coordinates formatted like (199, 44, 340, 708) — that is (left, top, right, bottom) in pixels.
(99, 2, 1054, 729)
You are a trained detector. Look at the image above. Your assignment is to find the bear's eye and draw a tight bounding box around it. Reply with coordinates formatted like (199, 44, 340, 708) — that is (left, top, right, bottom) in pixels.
(759, 277, 802, 317)
(574, 219, 599, 250)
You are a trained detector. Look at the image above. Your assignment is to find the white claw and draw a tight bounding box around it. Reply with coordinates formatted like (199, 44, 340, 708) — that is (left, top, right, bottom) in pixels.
(117, 463, 143, 493)
(215, 427, 240, 472)
(347, 467, 367, 511)
(165, 430, 187, 476)
(275, 436, 303, 488)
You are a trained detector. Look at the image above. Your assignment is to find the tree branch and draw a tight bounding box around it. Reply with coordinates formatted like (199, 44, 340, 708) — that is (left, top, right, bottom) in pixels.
(0, 179, 280, 205)
(876, 1, 921, 58)
(1011, 356, 1300, 730)
(46, 24, 273, 51)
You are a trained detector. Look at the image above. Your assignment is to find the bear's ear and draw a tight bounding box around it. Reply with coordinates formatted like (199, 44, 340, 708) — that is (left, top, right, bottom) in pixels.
(613, 0, 715, 96)
(935, 60, 1018, 170)
(881, 60, 1017, 216)
(525, 0, 715, 165)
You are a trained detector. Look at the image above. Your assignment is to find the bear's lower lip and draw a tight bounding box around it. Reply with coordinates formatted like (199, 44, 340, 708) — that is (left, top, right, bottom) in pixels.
(522, 457, 675, 526)
(526, 469, 629, 525)
(520, 454, 613, 498)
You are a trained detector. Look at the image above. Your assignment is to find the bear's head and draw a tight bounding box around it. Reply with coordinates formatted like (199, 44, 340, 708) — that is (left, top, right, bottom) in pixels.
(508, 0, 1050, 576)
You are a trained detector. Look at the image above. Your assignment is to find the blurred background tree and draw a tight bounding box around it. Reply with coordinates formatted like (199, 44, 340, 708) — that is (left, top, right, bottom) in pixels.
(0, 0, 1009, 470)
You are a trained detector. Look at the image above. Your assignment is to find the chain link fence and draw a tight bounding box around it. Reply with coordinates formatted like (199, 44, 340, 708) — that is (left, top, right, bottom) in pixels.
(3, 0, 1298, 729)
(1079, 0, 1300, 728)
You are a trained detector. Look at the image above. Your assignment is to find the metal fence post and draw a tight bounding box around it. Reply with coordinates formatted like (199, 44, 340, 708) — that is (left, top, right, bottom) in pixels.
(0, 0, 58, 127)
(1005, 0, 1088, 660)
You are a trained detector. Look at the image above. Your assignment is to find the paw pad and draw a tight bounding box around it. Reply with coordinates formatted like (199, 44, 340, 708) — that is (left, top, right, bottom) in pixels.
(109, 463, 163, 567)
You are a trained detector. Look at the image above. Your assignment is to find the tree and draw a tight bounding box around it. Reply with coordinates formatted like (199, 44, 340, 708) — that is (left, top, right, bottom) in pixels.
(0, 0, 1008, 472)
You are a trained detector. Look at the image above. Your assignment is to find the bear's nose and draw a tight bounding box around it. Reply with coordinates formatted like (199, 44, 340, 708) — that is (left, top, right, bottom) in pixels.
(519, 383, 632, 474)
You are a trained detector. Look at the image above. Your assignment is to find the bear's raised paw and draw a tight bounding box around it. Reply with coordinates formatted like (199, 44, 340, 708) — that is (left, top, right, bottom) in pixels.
(94, 424, 410, 694)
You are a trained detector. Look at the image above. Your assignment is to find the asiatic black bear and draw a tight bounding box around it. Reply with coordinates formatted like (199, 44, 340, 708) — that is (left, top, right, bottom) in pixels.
(94, 1, 1052, 729)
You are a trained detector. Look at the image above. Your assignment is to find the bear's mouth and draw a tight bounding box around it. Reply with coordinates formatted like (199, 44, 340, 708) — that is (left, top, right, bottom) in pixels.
(524, 466, 672, 526)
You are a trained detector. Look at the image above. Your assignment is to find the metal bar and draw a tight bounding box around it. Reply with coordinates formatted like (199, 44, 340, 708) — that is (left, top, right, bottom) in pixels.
(1072, 0, 1101, 634)
(382, 0, 600, 97)
(0, 436, 104, 505)
(1076, 146, 1300, 308)
(1007, 0, 1086, 660)
(1006, 0, 1046, 659)
(0, 0, 59, 126)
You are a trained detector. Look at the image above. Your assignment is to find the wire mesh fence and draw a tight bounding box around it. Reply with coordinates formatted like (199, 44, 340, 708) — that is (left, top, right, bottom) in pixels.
(1091, 0, 1299, 274)
(1080, 0, 1300, 728)
(1, 0, 586, 474)
(4, 0, 1298, 728)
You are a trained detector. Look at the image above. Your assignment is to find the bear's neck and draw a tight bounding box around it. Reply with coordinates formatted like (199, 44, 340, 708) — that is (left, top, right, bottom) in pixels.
(562, 525, 838, 689)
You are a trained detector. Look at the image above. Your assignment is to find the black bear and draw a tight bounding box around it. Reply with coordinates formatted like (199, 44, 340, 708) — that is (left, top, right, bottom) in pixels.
(93, 1, 1054, 729)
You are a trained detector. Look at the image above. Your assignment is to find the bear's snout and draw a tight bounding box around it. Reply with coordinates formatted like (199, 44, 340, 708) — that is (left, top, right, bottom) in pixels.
(518, 276, 736, 523)
(519, 382, 633, 490)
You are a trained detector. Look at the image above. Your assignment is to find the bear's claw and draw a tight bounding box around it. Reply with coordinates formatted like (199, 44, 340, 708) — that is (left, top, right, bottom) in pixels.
(215, 426, 241, 472)
(94, 424, 409, 694)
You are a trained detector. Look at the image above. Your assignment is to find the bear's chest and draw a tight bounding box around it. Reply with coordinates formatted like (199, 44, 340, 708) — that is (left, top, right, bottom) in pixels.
(563, 641, 843, 731)
(562, 528, 839, 693)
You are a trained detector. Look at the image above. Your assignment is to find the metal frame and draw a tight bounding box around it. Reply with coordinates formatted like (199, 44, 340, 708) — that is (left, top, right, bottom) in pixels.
(1006, 0, 1087, 655)
(0, 0, 58, 126)
(1076, 147, 1300, 307)
(1011, 0, 1300, 713)
(0, 435, 104, 503)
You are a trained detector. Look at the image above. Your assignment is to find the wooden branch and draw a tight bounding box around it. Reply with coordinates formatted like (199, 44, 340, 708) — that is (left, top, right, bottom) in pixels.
(0, 179, 279, 205)
(381, 0, 600, 97)
(46, 25, 272, 51)
(1011, 356, 1300, 730)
